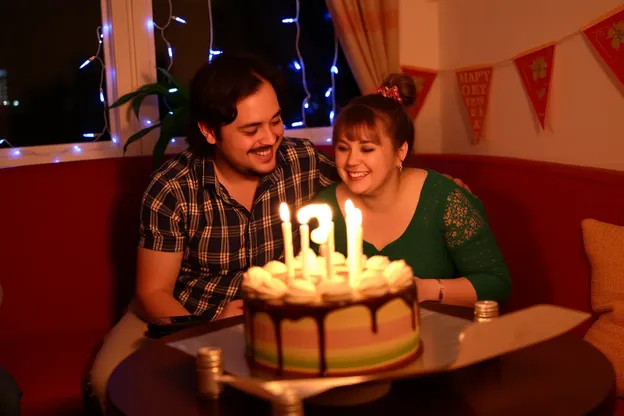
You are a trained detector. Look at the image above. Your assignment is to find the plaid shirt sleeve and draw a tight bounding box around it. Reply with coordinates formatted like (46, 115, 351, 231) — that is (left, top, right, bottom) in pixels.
(138, 174, 187, 252)
(315, 145, 340, 187)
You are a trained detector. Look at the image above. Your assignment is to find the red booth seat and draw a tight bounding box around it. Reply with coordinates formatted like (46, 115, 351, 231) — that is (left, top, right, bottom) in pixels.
(0, 146, 623, 414)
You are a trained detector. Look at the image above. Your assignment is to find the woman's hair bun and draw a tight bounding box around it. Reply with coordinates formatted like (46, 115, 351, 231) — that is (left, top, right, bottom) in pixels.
(381, 73, 417, 108)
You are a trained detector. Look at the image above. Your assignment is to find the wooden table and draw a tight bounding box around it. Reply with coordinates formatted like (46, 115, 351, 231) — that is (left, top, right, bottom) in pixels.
(108, 305, 616, 416)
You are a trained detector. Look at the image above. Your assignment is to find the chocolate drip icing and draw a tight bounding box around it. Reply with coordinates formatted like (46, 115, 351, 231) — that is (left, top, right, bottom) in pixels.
(370, 307, 378, 333)
(398, 286, 418, 330)
(270, 315, 284, 375)
(317, 314, 328, 375)
(244, 281, 418, 377)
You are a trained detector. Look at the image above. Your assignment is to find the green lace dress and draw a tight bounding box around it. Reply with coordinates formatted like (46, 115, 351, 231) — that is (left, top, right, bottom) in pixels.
(313, 170, 511, 302)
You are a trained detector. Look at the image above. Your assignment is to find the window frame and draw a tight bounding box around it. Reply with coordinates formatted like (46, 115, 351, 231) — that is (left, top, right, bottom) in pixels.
(0, 0, 333, 169)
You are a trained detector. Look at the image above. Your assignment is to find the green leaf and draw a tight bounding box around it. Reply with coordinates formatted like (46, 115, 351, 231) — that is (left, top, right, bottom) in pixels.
(122, 123, 161, 153)
(108, 90, 144, 109)
(156, 68, 190, 106)
(152, 108, 188, 168)
(157, 68, 189, 95)
(152, 118, 175, 169)
(108, 82, 172, 110)
(131, 94, 149, 120)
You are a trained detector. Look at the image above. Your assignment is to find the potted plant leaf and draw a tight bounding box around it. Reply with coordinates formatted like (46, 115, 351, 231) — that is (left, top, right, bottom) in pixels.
(108, 68, 189, 168)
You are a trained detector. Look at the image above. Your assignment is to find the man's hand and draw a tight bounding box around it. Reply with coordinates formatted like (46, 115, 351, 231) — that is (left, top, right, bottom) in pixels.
(215, 299, 244, 320)
(442, 174, 472, 194)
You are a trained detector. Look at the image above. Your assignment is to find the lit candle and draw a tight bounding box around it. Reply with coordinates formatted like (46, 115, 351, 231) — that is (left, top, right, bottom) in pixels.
(345, 200, 363, 286)
(299, 221, 310, 279)
(280, 202, 295, 280)
(297, 204, 333, 280)
(323, 216, 335, 280)
(353, 208, 363, 274)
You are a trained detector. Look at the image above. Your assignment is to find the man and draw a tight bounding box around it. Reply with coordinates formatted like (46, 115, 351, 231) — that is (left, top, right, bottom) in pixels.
(89, 53, 338, 411)
(89, 53, 470, 411)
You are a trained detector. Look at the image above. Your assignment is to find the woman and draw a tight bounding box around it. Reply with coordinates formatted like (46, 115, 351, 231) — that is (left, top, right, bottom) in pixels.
(314, 74, 511, 306)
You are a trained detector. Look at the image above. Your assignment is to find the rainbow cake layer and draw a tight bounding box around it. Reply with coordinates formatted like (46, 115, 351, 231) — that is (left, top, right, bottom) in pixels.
(241, 251, 420, 377)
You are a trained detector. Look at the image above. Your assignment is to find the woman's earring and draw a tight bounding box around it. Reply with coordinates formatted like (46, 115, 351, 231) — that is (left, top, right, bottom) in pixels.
(398, 162, 403, 174)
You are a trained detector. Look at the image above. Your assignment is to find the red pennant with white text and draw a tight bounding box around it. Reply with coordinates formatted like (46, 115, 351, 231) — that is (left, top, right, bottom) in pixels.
(456, 66, 493, 143)
(514, 43, 556, 130)
(400, 66, 438, 120)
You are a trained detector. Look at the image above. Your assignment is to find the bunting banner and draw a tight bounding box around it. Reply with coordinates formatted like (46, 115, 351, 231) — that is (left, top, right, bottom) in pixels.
(456, 66, 493, 143)
(583, 7, 624, 86)
(400, 66, 438, 120)
(514, 43, 556, 130)
(399, 5, 624, 143)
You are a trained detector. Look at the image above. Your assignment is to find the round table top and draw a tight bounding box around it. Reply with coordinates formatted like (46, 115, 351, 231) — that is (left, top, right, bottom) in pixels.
(108, 305, 616, 416)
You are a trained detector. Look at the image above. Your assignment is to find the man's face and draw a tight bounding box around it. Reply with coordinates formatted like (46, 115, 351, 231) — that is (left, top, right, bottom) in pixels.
(202, 80, 284, 177)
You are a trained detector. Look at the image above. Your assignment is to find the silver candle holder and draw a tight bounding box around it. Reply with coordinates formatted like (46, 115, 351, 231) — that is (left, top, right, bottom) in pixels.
(196, 346, 224, 399)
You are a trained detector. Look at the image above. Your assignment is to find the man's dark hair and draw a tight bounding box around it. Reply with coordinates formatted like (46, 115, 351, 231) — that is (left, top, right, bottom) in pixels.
(186, 53, 285, 156)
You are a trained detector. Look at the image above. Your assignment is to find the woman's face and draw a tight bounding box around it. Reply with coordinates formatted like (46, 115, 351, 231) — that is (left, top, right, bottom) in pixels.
(334, 126, 406, 196)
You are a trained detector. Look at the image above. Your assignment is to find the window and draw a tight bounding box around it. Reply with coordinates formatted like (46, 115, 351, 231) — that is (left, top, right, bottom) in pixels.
(151, 0, 360, 132)
(0, 0, 355, 169)
(0, 0, 117, 167)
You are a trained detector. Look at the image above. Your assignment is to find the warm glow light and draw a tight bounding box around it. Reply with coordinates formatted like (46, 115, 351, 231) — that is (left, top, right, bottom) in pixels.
(345, 199, 354, 214)
(352, 208, 362, 225)
(297, 204, 332, 244)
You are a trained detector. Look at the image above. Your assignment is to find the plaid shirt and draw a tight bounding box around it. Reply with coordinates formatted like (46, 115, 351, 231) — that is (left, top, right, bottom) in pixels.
(139, 138, 338, 320)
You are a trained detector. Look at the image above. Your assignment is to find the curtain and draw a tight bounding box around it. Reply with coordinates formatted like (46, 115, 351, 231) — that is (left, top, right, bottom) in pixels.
(326, 0, 400, 95)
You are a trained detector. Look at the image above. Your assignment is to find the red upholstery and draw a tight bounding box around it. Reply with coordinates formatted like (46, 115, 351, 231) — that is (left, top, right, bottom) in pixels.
(410, 154, 624, 320)
(0, 156, 155, 415)
(0, 147, 623, 414)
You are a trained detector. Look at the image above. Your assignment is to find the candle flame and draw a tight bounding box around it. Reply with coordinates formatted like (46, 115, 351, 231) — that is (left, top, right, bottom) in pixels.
(279, 202, 290, 222)
(297, 204, 333, 244)
(297, 203, 330, 224)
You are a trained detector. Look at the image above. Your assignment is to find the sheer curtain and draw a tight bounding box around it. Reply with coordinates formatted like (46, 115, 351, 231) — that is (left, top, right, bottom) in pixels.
(326, 0, 400, 94)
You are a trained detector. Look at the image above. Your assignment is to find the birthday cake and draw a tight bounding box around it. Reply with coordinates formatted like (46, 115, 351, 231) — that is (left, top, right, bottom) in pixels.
(241, 250, 420, 377)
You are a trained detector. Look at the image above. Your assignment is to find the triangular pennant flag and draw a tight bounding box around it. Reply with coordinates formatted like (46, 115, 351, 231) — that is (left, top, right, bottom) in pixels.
(514, 43, 556, 130)
(456, 66, 493, 143)
(400, 66, 438, 120)
(583, 6, 624, 86)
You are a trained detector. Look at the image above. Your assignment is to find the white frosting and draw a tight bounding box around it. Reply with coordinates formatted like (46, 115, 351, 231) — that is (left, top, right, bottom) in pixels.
(318, 278, 353, 302)
(243, 266, 287, 299)
(243, 254, 414, 303)
(383, 260, 414, 290)
(329, 251, 347, 265)
(246, 266, 271, 286)
(263, 260, 288, 276)
(294, 248, 323, 274)
(365, 255, 390, 270)
(357, 269, 389, 297)
(285, 279, 318, 304)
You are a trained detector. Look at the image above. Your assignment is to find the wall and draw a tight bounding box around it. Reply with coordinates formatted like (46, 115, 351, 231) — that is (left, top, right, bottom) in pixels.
(400, 0, 624, 171)
(399, 0, 443, 154)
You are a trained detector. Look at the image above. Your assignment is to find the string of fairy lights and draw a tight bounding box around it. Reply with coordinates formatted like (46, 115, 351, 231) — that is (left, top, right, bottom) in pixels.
(1, 25, 114, 161)
(283, 0, 339, 128)
(1, 0, 340, 162)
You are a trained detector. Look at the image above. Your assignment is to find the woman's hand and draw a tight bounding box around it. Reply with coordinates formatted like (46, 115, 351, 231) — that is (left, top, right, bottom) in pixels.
(414, 277, 478, 306)
(215, 299, 244, 320)
(414, 277, 440, 303)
